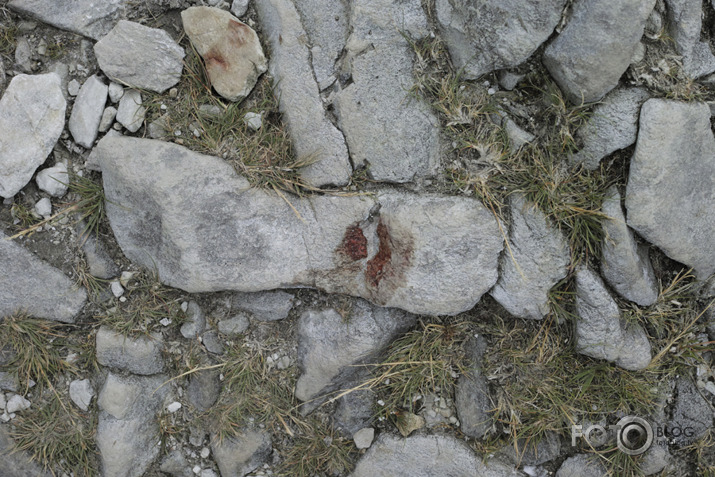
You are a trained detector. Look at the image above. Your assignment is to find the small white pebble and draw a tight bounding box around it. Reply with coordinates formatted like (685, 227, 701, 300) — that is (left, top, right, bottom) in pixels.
(119, 296, 127, 302)
(193, 466, 201, 475)
(120, 271, 134, 287)
(181, 301, 189, 312)
(160, 318, 172, 326)
(167, 402, 182, 413)
(200, 447, 210, 459)
(160, 104, 167, 110)
(487, 87, 496, 95)
(110, 281, 124, 298)
(377, 400, 385, 406)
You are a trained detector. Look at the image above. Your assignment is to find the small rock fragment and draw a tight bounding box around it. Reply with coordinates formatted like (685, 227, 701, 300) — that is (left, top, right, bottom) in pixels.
(353, 428, 375, 449)
(34, 197, 52, 217)
(67, 79, 80, 96)
(110, 281, 124, 297)
(243, 111, 262, 131)
(36, 162, 69, 197)
(211, 430, 272, 477)
(217, 314, 250, 336)
(231, 0, 250, 17)
(69, 75, 108, 148)
(167, 401, 182, 413)
(116, 89, 145, 133)
(231, 290, 294, 321)
(96, 326, 164, 375)
(5, 394, 31, 413)
(181, 301, 206, 339)
(108, 82, 124, 103)
(99, 106, 118, 133)
(69, 379, 94, 411)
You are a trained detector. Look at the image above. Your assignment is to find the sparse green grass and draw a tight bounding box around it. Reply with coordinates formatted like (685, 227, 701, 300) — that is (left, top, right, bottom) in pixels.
(9, 201, 41, 229)
(10, 390, 97, 476)
(96, 270, 185, 336)
(0, 313, 71, 391)
(68, 173, 107, 238)
(0, 9, 17, 58)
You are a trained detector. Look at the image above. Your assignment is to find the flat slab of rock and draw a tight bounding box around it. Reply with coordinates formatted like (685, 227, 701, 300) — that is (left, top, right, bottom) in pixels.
(93, 136, 503, 316)
(0, 73, 66, 198)
(574, 267, 652, 370)
(334, 0, 440, 183)
(94, 21, 185, 93)
(211, 430, 272, 477)
(436, 0, 567, 79)
(0, 231, 86, 323)
(489, 194, 570, 320)
(601, 187, 658, 306)
(668, 377, 713, 445)
(569, 87, 651, 170)
(8, 0, 129, 40)
(295, 299, 415, 402)
(182, 7, 267, 103)
(68, 75, 108, 148)
(95, 326, 164, 375)
(231, 290, 294, 321)
(625, 99, 715, 279)
(0, 426, 52, 477)
(350, 434, 520, 477)
(254, 0, 351, 187)
(97, 373, 169, 477)
(544, 0, 655, 103)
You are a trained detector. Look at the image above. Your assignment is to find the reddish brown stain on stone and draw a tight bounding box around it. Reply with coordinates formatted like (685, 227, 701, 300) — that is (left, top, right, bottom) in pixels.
(205, 46, 228, 70)
(339, 224, 368, 261)
(227, 19, 249, 47)
(366, 220, 392, 288)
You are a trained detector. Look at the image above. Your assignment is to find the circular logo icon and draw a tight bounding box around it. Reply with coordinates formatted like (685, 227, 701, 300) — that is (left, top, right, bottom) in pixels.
(616, 416, 653, 455)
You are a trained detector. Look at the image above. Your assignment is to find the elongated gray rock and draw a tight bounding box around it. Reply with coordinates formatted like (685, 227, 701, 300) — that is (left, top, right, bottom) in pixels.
(0, 73, 66, 198)
(490, 194, 570, 320)
(116, 89, 145, 133)
(625, 99, 715, 279)
(231, 290, 294, 321)
(97, 373, 169, 477)
(601, 187, 658, 306)
(8, 0, 128, 40)
(95, 326, 164, 375)
(334, 0, 440, 183)
(295, 299, 415, 402)
(93, 135, 502, 315)
(350, 434, 521, 477)
(665, 0, 715, 78)
(435, 0, 567, 80)
(574, 268, 651, 370)
(570, 87, 651, 170)
(254, 0, 352, 187)
(69, 75, 108, 148)
(211, 430, 272, 477)
(544, 0, 656, 104)
(0, 232, 86, 322)
(94, 21, 185, 93)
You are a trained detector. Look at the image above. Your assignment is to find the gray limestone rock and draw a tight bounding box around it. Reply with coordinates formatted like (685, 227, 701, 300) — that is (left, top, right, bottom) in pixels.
(295, 299, 415, 402)
(232, 290, 294, 321)
(69, 378, 94, 411)
(217, 314, 250, 335)
(35, 162, 69, 197)
(181, 301, 206, 339)
(93, 135, 503, 316)
(334, 389, 375, 437)
(99, 106, 118, 133)
(69, 75, 108, 148)
(665, 0, 715, 78)
(334, 0, 440, 183)
(0, 425, 52, 476)
(211, 430, 272, 477)
(569, 87, 651, 170)
(202, 330, 224, 355)
(8, 0, 129, 40)
(0, 231, 86, 322)
(490, 194, 570, 320)
(97, 372, 169, 477)
(0, 73, 66, 198)
(254, 0, 351, 187)
(601, 187, 658, 306)
(231, 0, 250, 17)
(116, 89, 145, 133)
(95, 326, 164, 375)
(77, 226, 120, 280)
(625, 99, 715, 279)
(574, 267, 652, 370)
(555, 454, 607, 477)
(435, 0, 567, 79)
(455, 369, 491, 438)
(499, 432, 561, 466)
(94, 21, 185, 93)
(668, 377, 713, 445)
(350, 433, 523, 477)
(543, 0, 656, 104)
(160, 450, 193, 477)
(186, 367, 221, 411)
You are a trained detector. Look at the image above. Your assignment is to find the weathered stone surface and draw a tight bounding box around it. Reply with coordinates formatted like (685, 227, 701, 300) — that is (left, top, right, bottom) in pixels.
(8, 0, 129, 40)
(334, 389, 375, 437)
(116, 89, 145, 133)
(254, 0, 351, 187)
(217, 314, 249, 335)
(186, 367, 221, 411)
(231, 0, 250, 17)
(77, 226, 120, 279)
(293, 0, 349, 88)
(455, 369, 491, 438)
(665, 0, 715, 78)
(0, 231, 86, 322)
(97, 373, 169, 477)
(500, 432, 561, 466)
(36, 162, 68, 197)
(211, 430, 272, 477)
(94, 21, 185, 93)
(435, 0, 567, 80)
(556, 454, 607, 477)
(0, 425, 52, 477)
(334, 0, 440, 183)
(69, 378, 94, 411)
(601, 187, 658, 306)
(490, 194, 570, 320)
(94, 136, 503, 315)
(574, 268, 652, 370)
(0, 73, 66, 198)
(350, 434, 522, 477)
(180, 301, 206, 339)
(69, 75, 108, 148)
(295, 299, 415, 402)
(625, 99, 715, 279)
(182, 7, 266, 103)
(160, 450, 193, 477)
(668, 377, 713, 445)
(95, 326, 164, 375)
(232, 290, 294, 321)
(544, 0, 656, 104)
(570, 87, 651, 170)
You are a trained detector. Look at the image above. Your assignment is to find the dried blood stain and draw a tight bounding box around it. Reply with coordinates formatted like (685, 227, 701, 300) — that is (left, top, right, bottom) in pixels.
(366, 220, 392, 288)
(339, 225, 368, 261)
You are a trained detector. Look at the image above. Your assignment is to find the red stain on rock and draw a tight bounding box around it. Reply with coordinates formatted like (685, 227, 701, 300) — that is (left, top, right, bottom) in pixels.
(366, 220, 392, 288)
(205, 48, 228, 70)
(340, 224, 368, 261)
(227, 19, 248, 47)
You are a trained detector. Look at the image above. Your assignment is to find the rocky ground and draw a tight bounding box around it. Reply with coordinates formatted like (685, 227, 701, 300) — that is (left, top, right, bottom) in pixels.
(0, 0, 714, 476)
